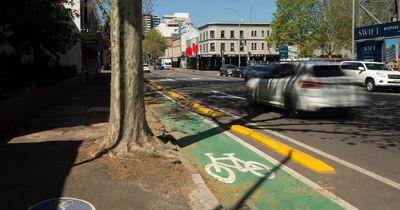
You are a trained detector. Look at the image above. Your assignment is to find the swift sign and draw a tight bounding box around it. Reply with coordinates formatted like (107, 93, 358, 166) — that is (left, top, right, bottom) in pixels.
(355, 21, 400, 40)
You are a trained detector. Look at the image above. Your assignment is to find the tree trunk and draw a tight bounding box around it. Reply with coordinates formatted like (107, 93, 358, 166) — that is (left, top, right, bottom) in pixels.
(107, 0, 152, 155)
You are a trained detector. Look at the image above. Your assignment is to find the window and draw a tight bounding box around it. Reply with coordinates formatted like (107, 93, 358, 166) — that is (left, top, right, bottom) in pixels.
(221, 43, 226, 52)
(230, 43, 235, 51)
(206, 43, 208, 52)
(200, 45, 203, 53)
(267, 30, 270, 36)
(230, 30, 235, 38)
(251, 30, 257, 37)
(240, 42, 244, 51)
(262, 43, 265, 50)
(210, 43, 215, 52)
(221, 30, 225, 38)
(262, 31, 265, 37)
(251, 43, 257, 50)
(210, 30, 215, 39)
(206, 31, 208, 39)
(240, 30, 244, 38)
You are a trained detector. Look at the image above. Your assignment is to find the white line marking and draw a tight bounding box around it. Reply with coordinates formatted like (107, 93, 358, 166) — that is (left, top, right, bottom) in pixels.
(146, 83, 357, 209)
(258, 127, 400, 191)
(212, 105, 400, 191)
(200, 118, 358, 210)
(211, 91, 246, 100)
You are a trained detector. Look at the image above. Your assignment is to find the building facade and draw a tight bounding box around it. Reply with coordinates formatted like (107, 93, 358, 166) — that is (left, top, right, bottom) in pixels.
(179, 23, 200, 69)
(143, 14, 160, 33)
(198, 22, 278, 70)
(156, 13, 191, 37)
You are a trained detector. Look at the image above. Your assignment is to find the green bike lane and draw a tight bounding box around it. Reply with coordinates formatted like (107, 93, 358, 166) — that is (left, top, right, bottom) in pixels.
(151, 100, 354, 209)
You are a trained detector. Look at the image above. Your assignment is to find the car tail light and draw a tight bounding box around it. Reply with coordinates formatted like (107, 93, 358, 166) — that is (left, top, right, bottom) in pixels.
(299, 80, 321, 88)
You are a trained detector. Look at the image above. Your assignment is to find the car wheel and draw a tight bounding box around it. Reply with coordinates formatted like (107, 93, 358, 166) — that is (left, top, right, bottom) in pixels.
(247, 88, 258, 107)
(284, 92, 300, 118)
(365, 78, 376, 92)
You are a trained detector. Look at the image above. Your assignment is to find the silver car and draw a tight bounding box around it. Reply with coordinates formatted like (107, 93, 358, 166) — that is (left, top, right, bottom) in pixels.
(246, 62, 366, 114)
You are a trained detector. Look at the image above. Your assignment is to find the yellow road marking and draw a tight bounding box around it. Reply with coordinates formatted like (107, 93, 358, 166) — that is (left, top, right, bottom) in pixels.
(231, 125, 335, 173)
(167, 91, 186, 100)
(189, 102, 221, 118)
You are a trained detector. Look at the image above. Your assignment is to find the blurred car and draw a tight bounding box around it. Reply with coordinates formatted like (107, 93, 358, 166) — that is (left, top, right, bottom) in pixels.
(220, 64, 237, 76)
(232, 66, 249, 78)
(246, 62, 366, 115)
(155, 63, 162, 70)
(340, 61, 400, 92)
(244, 64, 278, 81)
(143, 64, 150, 73)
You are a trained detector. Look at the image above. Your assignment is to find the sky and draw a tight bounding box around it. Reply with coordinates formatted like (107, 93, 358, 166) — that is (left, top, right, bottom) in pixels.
(153, 0, 277, 26)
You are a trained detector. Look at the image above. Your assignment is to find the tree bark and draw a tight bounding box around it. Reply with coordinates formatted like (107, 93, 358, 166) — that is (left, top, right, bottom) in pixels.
(107, 0, 152, 155)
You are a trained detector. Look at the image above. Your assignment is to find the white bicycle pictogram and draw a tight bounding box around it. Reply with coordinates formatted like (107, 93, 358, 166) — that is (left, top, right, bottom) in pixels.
(204, 153, 275, 183)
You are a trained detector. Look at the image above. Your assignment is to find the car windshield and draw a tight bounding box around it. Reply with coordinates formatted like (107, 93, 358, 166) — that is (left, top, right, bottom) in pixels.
(226, 65, 236, 68)
(313, 65, 345, 77)
(365, 63, 392, 71)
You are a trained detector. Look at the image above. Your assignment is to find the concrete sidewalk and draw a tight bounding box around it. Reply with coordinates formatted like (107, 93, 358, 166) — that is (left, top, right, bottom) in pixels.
(0, 74, 218, 210)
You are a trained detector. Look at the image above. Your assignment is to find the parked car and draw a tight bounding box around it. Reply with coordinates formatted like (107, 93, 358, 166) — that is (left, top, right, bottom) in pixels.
(220, 64, 237, 76)
(232, 66, 249, 78)
(143, 63, 150, 73)
(246, 62, 366, 115)
(340, 61, 400, 92)
(155, 63, 162, 70)
(244, 64, 278, 81)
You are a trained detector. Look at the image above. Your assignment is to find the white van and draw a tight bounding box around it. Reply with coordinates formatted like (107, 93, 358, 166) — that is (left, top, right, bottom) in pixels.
(161, 58, 172, 70)
(340, 61, 400, 92)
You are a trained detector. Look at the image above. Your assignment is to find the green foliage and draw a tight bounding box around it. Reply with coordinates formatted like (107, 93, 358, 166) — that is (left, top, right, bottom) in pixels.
(270, 0, 321, 57)
(143, 29, 166, 64)
(0, 0, 78, 64)
(312, 0, 352, 55)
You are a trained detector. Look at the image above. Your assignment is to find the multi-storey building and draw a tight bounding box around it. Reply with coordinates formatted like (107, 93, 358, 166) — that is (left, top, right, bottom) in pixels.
(156, 13, 191, 37)
(198, 22, 278, 70)
(385, 44, 397, 62)
(179, 23, 200, 69)
(143, 14, 160, 33)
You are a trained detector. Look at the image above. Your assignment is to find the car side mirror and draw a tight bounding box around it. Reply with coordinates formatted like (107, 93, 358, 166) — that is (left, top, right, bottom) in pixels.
(358, 67, 365, 71)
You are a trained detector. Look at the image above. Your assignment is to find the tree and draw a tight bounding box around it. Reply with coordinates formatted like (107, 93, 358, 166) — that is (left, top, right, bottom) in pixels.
(313, 0, 352, 56)
(0, 0, 77, 64)
(143, 29, 166, 64)
(270, 0, 321, 57)
(103, 0, 158, 156)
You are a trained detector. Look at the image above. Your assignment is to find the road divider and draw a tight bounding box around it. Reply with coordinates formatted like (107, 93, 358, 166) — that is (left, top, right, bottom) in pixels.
(231, 125, 335, 173)
(148, 81, 163, 90)
(167, 91, 186, 100)
(189, 102, 221, 118)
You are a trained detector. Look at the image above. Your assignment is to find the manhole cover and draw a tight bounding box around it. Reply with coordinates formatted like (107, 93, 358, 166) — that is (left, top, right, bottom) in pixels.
(28, 197, 95, 210)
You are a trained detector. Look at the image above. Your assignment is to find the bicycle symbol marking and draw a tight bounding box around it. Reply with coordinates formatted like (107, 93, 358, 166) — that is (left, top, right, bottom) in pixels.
(58, 200, 73, 210)
(204, 153, 275, 183)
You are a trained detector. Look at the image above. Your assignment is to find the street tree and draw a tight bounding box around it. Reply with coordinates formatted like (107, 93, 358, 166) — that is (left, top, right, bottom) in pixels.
(103, 0, 158, 156)
(143, 29, 166, 65)
(313, 0, 352, 56)
(270, 0, 321, 57)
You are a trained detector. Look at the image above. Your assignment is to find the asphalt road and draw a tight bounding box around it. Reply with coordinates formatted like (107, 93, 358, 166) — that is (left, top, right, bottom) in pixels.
(145, 69, 400, 210)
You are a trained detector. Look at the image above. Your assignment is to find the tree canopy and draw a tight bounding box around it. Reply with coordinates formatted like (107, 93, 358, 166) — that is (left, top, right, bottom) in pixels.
(142, 29, 166, 64)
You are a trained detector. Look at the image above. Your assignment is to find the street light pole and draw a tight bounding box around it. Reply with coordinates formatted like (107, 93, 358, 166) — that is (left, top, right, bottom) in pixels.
(224, 8, 241, 67)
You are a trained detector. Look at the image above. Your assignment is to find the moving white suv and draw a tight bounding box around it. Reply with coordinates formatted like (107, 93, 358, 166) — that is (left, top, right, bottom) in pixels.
(340, 61, 400, 92)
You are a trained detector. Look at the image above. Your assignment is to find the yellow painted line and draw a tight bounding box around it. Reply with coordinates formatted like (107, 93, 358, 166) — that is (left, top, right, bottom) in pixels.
(189, 102, 221, 118)
(147, 81, 163, 90)
(231, 125, 335, 173)
(167, 91, 186, 100)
